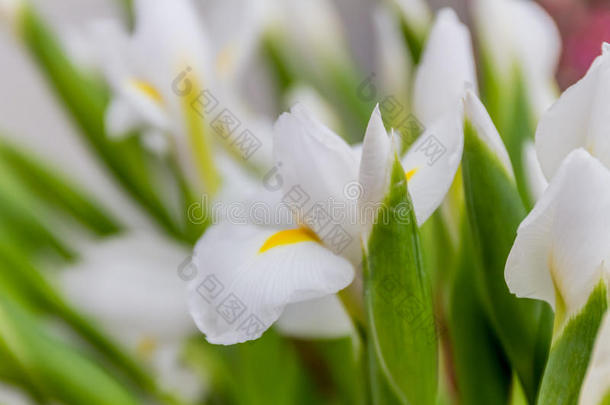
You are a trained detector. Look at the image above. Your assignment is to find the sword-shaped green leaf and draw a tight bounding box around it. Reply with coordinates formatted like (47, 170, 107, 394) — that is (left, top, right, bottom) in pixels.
(0, 298, 139, 405)
(364, 157, 437, 405)
(537, 282, 608, 405)
(461, 121, 553, 403)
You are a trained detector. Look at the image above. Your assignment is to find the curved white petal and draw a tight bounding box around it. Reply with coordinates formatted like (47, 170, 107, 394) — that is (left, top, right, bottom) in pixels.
(188, 223, 354, 345)
(523, 140, 548, 202)
(413, 8, 477, 126)
(506, 149, 610, 320)
(536, 44, 610, 180)
(276, 295, 354, 339)
(580, 313, 610, 405)
(359, 105, 394, 241)
(59, 233, 194, 346)
(273, 104, 361, 261)
(402, 107, 463, 226)
(286, 86, 342, 135)
(473, 0, 561, 116)
(463, 90, 514, 177)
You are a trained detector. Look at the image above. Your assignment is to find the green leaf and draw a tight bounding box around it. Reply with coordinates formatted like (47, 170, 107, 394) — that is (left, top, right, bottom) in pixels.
(447, 220, 512, 405)
(537, 282, 608, 405)
(0, 139, 122, 236)
(186, 329, 320, 405)
(0, 298, 139, 405)
(479, 53, 536, 209)
(364, 157, 437, 405)
(0, 159, 73, 260)
(461, 121, 553, 403)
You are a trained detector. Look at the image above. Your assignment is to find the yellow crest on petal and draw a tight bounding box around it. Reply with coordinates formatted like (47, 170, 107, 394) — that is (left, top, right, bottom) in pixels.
(259, 228, 321, 254)
(130, 79, 164, 105)
(405, 167, 419, 181)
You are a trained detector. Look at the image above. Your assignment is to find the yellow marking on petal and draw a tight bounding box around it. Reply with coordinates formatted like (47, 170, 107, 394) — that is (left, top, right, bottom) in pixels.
(130, 79, 164, 105)
(180, 74, 221, 195)
(216, 45, 236, 78)
(136, 336, 157, 359)
(259, 228, 321, 254)
(405, 167, 419, 181)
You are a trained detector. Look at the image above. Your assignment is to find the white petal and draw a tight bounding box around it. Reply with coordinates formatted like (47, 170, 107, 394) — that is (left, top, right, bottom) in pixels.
(188, 223, 354, 345)
(276, 295, 354, 339)
(402, 107, 463, 226)
(523, 140, 548, 202)
(105, 97, 143, 137)
(359, 105, 394, 241)
(413, 8, 477, 126)
(463, 90, 514, 177)
(58, 233, 193, 346)
(506, 149, 610, 319)
(285, 86, 342, 135)
(536, 44, 610, 180)
(273, 104, 361, 261)
(579, 313, 610, 405)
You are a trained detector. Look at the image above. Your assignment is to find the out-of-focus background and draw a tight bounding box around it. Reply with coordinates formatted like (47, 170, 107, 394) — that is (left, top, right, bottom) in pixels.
(1, 0, 606, 204)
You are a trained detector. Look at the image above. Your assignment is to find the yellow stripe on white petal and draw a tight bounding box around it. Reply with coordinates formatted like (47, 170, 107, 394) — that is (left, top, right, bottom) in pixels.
(130, 79, 164, 105)
(413, 7, 477, 126)
(506, 149, 610, 328)
(259, 228, 321, 253)
(188, 223, 354, 345)
(536, 43, 610, 180)
(401, 106, 463, 227)
(579, 313, 610, 405)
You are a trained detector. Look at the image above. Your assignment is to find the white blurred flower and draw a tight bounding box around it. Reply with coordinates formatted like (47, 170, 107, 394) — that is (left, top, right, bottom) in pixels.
(263, 0, 350, 71)
(506, 149, 610, 329)
(91, 0, 272, 194)
(473, 0, 561, 117)
(59, 232, 203, 400)
(372, 5, 411, 100)
(536, 43, 610, 181)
